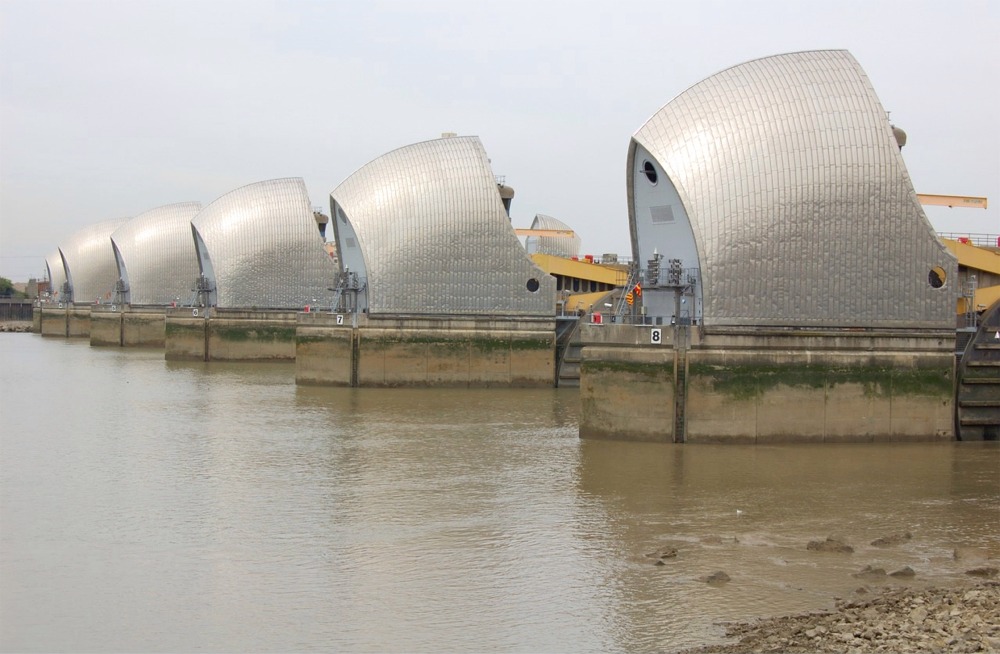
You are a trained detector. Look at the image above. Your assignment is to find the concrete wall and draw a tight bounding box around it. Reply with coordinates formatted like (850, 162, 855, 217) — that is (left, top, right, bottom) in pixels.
(579, 325, 956, 443)
(296, 313, 556, 387)
(32, 307, 41, 332)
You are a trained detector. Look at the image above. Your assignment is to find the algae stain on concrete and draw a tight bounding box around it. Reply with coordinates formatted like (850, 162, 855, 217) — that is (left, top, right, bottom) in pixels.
(214, 326, 296, 343)
(690, 363, 952, 401)
(363, 336, 550, 352)
(474, 337, 551, 353)
(583, 360, 670, 380)
(165, 322, 203, 337)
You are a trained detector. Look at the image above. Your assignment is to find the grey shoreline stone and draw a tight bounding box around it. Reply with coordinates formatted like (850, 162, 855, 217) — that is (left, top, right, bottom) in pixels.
(645, 546, 678, 565)
(853, 565, 887, 579)
(699, 571, 731, 584)
(871, 531, 912, 547)
(0, 321, 33, 333)
(965, 566, 998, 578)
(807, 536, 854, 554)
(678, 581, 1000, 654)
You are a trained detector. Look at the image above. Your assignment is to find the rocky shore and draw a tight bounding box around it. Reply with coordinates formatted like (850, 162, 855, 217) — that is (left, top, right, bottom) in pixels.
(682, 581, 1000, 653)
(0, 321, 33, 333)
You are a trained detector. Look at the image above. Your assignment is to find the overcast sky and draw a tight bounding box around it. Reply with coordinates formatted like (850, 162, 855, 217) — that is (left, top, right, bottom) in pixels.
(1, 0, 997, 281)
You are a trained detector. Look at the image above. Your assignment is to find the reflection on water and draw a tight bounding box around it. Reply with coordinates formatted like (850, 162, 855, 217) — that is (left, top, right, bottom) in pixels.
(2, 335, 998, 653)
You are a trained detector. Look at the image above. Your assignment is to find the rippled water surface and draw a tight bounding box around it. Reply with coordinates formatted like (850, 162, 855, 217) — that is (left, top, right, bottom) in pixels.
(2, 334, 998, 652)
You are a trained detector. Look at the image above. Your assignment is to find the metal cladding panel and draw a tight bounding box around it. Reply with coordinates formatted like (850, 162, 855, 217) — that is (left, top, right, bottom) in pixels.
(630, 50, 957, 329)
(191, 178, 337, 309)
(45, 250, 67, 301)
(527, 214, 581, 257)
(110, 202, 202, 305)
(59, 217, 129, 305)
(330, 136, 555, 316)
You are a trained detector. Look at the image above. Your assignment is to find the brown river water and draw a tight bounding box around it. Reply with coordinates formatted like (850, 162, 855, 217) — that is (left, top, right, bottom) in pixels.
(1, 334, 998, 653)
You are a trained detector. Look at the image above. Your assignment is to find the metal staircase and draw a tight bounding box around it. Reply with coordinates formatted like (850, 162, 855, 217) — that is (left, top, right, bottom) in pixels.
(955, 300, 1000, 440)
(555, 317, 582, 387)
(612, 263, 641, 322)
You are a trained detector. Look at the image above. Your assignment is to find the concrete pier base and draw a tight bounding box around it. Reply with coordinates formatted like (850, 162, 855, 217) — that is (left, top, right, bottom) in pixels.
(123, 310, 167, 347)
(580, 347, 676, 442)
(165, 309, 208, 360)
(165, 309, 297, 361)
(39, 306, 69, 337)
(580, 325, 956, 443)
(89, 309, 122, 346)
(90, 306, 167, 347)
(67, 307, 91, 338)
(296, 314, 353, 385)
(208, 311, 297, 361)
(296, 313, 556, 387)
(38, 305, 93, 338)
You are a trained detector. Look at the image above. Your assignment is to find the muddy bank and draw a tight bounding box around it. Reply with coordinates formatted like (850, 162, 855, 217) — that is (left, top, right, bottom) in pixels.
(681, 581, 999, 653)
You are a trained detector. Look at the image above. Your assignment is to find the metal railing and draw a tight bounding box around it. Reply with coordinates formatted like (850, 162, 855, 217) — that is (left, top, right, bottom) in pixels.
(938, 232, 1000, 248)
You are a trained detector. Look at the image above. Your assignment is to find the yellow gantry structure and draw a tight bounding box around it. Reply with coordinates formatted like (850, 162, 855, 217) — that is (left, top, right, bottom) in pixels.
(521, 201, 996, 316)
(919, 193, 995, 313)
(940, 238, 1000, 314)
(515, 228, 577, 238)
(530, 253, 630, 313)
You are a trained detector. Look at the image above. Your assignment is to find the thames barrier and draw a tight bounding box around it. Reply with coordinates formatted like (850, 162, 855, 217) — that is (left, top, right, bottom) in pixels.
(29, 50, 1000, 443)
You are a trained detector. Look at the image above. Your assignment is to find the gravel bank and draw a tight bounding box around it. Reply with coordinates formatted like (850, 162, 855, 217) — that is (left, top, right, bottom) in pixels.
(682, 581, 999, 653)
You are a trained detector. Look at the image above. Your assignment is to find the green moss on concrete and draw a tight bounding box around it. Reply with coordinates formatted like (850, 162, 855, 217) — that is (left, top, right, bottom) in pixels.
(362, 335, 551, 353)
(165, 322, 203, 337)
(689, 363, 952, 400)
(471, 338, 508, 353)
(362, 336, 450, 352)
(213, 326, 296, 343)
(473, 337, 551, 352)
(890, 368, 954, 396)
(582, 359, 671, 379)
(508, 338, 552, 351)
(296, 334, 351, 345)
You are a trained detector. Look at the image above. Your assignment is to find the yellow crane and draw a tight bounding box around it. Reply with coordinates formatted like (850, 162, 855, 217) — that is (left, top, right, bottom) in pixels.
(917, 194, 988, 209)
(514, 228, 576, 238)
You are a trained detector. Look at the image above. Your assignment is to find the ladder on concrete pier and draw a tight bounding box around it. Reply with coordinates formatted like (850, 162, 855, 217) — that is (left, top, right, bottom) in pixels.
(674, 349, 687, 442)
(672, 324, 690, 443)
